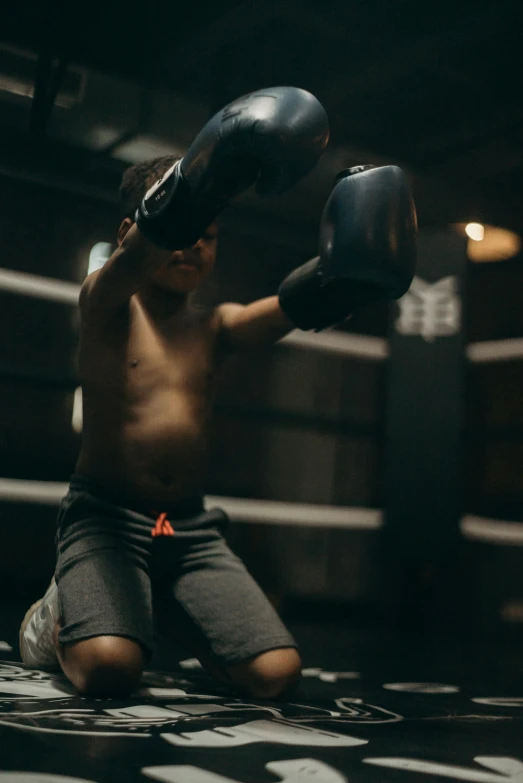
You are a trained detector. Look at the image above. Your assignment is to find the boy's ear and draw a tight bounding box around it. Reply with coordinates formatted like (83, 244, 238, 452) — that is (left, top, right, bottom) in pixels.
(117, 217, 134, 246)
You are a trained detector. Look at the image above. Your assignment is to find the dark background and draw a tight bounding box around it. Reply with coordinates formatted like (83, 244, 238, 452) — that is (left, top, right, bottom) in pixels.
(1, 0, 523, 636)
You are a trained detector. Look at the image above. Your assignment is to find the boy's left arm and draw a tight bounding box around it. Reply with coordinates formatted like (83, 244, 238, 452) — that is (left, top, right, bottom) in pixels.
(218, 297, 295, 352)
(217, 166, 417, 352)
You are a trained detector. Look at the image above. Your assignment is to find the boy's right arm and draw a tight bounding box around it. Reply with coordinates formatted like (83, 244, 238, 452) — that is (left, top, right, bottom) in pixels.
(80, 223, 169, 313)
(82, 86, 329, 314)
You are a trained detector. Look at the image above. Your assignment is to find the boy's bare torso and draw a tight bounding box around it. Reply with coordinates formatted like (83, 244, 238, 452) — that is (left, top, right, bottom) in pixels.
(76, 292, 220, 505)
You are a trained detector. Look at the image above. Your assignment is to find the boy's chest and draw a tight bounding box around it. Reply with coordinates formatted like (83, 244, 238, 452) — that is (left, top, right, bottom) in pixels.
(81, 305, 217, 392)
(129, 324, 215, 392)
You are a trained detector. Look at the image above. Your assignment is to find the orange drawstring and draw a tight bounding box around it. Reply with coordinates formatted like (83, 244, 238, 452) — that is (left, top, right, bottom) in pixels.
(152, 512, 175, 537)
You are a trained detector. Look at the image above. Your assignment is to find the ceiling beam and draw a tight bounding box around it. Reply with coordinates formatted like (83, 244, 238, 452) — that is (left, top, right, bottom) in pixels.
(30, 50, 68, 136)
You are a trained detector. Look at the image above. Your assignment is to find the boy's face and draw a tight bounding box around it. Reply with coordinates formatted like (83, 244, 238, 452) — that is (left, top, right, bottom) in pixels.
(117, 218, 218, 295)
(150, 222, 218, 294)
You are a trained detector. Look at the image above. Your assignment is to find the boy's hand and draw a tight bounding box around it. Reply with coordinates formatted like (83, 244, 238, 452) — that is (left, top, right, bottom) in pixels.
(135, 86, 329, 250)
(278, 165, 417, 331)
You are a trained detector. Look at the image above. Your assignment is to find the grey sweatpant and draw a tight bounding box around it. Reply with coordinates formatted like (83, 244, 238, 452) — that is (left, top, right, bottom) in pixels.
(55, 474, 297, 665)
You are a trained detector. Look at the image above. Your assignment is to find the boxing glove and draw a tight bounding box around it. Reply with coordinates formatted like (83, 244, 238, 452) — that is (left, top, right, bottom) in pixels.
(278, 165, 417, 331)
(135, 86, 329, 249)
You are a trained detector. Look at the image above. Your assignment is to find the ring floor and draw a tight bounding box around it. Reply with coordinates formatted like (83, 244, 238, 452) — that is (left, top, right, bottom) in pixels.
(0, 600, 522, 783)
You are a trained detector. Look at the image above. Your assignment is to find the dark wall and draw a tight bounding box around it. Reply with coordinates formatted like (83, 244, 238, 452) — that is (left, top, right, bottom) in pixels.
(0, 176, 117, 596)
(466, 254, 523, 519)
(0, 176, 118, 481)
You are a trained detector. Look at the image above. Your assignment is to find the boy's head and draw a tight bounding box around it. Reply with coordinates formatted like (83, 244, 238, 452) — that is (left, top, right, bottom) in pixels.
(118, 155, 217, 295)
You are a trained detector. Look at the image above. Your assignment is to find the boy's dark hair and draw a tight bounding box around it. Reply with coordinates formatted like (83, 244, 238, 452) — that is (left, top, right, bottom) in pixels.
(119, 155, 180, 220)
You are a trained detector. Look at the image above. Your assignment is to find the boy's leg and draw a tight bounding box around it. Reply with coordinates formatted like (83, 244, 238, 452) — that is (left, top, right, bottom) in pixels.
(222, 647, 302, 699)
(35, 478, 158, 697)
(55, 538, 155, 697)
(156, 596, 301, 698)
(153, 509, 301, 700)
(20, 574, 147, 697)
(53, 621, 145, 698)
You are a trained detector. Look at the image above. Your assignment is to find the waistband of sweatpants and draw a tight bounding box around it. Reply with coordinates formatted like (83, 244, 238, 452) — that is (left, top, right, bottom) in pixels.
(67, 473, 206, 521)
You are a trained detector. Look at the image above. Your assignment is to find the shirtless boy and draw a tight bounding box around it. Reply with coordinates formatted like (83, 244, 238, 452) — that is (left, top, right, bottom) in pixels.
(19, 87, 416, 699)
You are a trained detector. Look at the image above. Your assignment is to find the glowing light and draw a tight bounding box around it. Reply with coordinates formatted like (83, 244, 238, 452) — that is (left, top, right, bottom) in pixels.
(88, 242, 112, 274)
(454, 223, 521, 261)
(468, 226, 521, 262)
(111, 135, 184, 164)
(72, 386, 83, 434)
(465, 223, 485, 241)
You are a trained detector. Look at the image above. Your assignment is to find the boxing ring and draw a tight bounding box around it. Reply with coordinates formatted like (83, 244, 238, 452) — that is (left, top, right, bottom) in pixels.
(2, 0, 523, 773)
(1, 265, 523, 783)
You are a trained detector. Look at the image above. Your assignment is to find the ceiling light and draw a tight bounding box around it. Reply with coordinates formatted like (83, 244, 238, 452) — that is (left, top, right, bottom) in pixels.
(465, 223, 484, 241)
(454, 223, 521, 262)
(111, 135, 184, 164)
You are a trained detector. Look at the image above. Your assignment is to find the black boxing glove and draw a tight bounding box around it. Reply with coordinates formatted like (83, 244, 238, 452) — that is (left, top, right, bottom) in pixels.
(135, 86, 329, 250)
(278, 165, 417, 331)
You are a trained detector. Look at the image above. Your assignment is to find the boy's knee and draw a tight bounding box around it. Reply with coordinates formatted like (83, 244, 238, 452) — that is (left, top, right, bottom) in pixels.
(62, 636, 145, 698)
(227, 647, 302, 700)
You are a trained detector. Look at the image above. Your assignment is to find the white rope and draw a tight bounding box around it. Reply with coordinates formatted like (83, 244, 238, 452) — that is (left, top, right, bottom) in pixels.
(281, 329, 389, 359)
(460, 515, 523, 546)
(0, 478, 67, 505)
(206, 494, 383, 528)
(4, 478, 523, 542)
(467, 338, 523, 363)
(0, 267, 80, 305)
(0, 478, 383, 530)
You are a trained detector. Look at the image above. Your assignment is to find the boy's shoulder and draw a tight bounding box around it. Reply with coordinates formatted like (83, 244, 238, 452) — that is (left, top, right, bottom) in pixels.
(79, 270, 100, 305)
